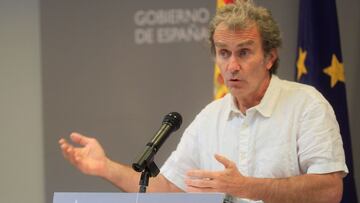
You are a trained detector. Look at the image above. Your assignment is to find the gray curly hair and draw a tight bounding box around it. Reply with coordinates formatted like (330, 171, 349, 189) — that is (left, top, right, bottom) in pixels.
(209, 0, 282, 74)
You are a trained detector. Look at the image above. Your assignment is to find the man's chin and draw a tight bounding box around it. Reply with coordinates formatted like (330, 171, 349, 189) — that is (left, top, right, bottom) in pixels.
(228, 87, 247, 97)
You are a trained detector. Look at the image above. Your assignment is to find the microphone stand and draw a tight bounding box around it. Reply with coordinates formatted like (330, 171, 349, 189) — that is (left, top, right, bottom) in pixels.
(138, 161, 160, 193)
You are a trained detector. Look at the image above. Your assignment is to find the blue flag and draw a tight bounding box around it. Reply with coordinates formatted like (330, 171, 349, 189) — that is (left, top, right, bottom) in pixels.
(295, 0, 358, 202)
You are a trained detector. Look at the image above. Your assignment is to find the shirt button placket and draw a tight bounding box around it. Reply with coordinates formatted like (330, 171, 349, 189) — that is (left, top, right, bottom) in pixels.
(238, 119, 249, 176)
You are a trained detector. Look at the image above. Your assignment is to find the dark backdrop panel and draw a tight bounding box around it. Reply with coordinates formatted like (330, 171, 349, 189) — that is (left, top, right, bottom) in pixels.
(41, 1, 215, 202)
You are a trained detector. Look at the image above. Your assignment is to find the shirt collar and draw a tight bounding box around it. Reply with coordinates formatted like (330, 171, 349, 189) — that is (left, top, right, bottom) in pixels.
(254, 75, 281, 117)
(228, 95, 244, 119)
(226, 75, 281, 119)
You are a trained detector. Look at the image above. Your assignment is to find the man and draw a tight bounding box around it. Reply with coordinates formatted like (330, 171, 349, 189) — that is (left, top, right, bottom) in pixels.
(59, 1, 347, 202)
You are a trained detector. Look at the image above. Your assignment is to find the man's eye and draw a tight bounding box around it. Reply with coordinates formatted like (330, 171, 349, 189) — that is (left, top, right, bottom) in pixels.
(218, 49, 230, 58)
(238, 49, 250, 57)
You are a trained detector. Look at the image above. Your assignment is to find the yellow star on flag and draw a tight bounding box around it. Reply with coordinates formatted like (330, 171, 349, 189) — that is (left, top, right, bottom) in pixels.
(323, 54, 345, 88)
(296, 48, 308, 81)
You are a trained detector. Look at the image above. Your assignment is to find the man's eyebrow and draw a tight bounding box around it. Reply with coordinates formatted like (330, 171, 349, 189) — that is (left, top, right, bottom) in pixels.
(214, 40, 255, 48)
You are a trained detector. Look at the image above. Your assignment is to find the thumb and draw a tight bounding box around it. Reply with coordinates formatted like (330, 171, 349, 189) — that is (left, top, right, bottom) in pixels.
(214, 154, 235, 169)
(70, 132, 91, 146)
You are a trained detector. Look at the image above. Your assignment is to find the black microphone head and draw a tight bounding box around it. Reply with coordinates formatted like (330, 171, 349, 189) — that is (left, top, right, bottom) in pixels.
(163, 112, 182, 131)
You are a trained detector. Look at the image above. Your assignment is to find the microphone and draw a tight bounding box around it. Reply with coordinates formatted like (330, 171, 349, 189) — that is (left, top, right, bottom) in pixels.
(132, 112, 182, 173)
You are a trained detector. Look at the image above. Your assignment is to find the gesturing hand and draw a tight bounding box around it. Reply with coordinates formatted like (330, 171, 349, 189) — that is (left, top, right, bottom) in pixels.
(185, 154, 248, 197)
(59, 132, 109, 177)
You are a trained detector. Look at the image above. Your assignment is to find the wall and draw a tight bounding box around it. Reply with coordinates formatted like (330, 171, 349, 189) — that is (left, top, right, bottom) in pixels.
(0, 0, 44, 202)
(41, 2, 215, 202)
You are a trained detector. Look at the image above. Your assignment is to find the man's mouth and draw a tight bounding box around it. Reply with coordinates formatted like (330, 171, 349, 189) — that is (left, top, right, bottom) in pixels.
(227, 78, 245, 87)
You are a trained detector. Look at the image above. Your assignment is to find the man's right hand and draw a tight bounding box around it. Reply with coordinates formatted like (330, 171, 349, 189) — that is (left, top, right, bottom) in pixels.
(59, 132, 109, 178)
(59, 132, 182, 193)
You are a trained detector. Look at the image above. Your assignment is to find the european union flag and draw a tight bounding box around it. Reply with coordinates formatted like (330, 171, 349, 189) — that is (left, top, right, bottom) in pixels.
(295, 0, 358, 202)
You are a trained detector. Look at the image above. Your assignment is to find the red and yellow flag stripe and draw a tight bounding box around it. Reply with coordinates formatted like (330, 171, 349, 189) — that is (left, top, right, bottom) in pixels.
(213, 0, 234, 99)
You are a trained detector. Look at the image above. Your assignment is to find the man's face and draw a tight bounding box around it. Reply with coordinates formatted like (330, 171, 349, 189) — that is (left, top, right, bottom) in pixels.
(214, 23, 276, 100)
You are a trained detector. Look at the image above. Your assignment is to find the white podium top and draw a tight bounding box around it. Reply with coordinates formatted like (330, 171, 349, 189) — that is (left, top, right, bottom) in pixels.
(53, 192, 224, 203)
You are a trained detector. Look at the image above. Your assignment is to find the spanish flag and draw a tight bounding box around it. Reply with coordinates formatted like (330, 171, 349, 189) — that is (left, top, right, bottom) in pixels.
(213, 0, 234, 99)
(296, 0, 358, 202)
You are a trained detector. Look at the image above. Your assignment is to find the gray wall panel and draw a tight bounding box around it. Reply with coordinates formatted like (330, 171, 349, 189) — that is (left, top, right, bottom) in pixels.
(0, 0, 44, 202)
(41, 1, 215, 202)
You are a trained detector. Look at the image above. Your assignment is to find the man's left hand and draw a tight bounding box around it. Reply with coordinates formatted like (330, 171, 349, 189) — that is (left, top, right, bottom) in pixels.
(185, 154, 247, 196)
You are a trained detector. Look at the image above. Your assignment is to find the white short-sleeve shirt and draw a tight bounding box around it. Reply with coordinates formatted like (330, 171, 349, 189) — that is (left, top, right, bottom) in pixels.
(160, 75, 348, 203)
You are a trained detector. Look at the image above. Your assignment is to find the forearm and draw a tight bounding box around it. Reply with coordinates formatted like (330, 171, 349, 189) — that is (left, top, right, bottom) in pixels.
(243, 173, 343, 203)
(100, 159, 140, 192)
(101, 159, 183, 193)
(59, 134, 181, 192)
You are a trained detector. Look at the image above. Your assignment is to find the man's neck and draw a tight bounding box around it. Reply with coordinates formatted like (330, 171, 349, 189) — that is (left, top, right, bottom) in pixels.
(234, 75, 271, 114)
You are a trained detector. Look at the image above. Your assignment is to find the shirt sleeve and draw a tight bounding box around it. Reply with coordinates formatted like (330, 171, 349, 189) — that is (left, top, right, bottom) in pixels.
(297, 98, 348, 175)
(160, 115, 201, 191)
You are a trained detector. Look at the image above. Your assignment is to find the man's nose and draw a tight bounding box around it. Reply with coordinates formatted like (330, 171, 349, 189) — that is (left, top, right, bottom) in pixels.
(227, 56, 241, 72)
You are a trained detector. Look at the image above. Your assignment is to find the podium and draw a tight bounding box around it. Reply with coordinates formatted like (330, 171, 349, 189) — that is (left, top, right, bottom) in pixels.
(53, 192, 224, 203)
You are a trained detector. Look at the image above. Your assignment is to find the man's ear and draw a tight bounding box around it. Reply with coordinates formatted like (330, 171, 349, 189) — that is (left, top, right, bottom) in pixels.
(265, 49, 278, 70)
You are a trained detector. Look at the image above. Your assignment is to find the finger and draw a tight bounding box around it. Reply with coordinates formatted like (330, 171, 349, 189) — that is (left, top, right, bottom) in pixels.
(59, 138, 74, 149)
(59, 139, 73, 153)
(58, 138, 66, 145)
(59, 139, 68, 153)
(214, 154, 235, 169)
(187, 169, 217, 179)
(69, 148, 87, 167)
(59, 140, 84, 170)
(61, 144, 75, 163)
(185, 177, 215, 188)
(62, 142, 78, 161)
(70, 132, 91, 146)
(59, 140, 70, 157)
(186, 185, 218, 193)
